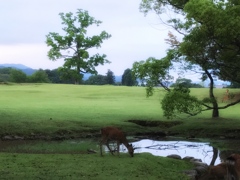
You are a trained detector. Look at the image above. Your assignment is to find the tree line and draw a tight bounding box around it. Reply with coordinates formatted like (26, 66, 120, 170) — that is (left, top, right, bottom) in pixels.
(0, 67, 137, 86)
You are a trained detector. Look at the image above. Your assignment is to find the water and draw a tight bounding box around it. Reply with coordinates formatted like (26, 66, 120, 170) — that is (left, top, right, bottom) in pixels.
(129, 139, 220, 165)
(106, 139, 221, 165)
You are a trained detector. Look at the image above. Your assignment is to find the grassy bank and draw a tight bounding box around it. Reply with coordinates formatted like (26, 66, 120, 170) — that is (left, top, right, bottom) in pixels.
(0, 152, 192, 180)
(0, 83, 240, 138)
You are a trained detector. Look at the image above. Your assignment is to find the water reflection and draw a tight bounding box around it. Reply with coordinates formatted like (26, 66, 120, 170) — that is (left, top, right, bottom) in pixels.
(119, 139, 221, 165)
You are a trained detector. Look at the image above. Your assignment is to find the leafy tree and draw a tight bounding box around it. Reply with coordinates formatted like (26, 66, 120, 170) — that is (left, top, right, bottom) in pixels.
(135, 0, 240, 118)
(227, 82, 240, 89)
(44, 69, 65, 83)
(9, 69, 27, 83)
(170, 78, 203, 88)
(28, 69, 50, 83)
(85, 75, 107, 85)
(105, 69, 115, 85)
(0, 67, 12, 74)
(46, 9, 111, 84)
(122, 68, 136, 86)
(0, 67, 12, 82)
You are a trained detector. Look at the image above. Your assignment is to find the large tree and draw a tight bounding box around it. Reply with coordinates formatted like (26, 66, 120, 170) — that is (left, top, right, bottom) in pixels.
(122, 68, 136, 86)
(106, 69, 115, 85)
(9, 69, 27, 83)
(134, 0, 240, 118)
(46, 9, 111, 84)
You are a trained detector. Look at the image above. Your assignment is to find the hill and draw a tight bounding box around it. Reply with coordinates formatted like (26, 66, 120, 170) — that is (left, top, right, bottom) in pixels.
(0, 63, 36, 75)
(0, 63, 122, 82)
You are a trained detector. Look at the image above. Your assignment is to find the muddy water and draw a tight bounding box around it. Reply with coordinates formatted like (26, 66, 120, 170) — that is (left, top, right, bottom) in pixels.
(1, 137, 240, 166)
(130, 139, 218, 164)
(116, 137, 240, 165)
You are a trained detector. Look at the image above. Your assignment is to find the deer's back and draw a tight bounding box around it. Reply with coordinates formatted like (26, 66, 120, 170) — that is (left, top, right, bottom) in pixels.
(101, 126, 126, 142)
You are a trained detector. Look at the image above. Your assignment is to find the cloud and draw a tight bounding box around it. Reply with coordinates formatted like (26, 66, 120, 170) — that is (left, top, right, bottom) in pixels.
(0, 44, 64, 69)
(0, 0, 173, 76)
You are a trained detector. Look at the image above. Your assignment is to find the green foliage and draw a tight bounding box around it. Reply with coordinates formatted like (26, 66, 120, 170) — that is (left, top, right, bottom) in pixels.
(105, 69, 115, 85)
(85, 74, 107, 85)
(46, 9, 111, 84)
(44, 69, 61, 83)
(161, 85, 202, 119)
(0, 67, 12, 74)
(228, 82, 240, 88)
(0, 67, 12, 82)
(9, 69, 27, 83)
(28, 69, 50, 83)
(121, 68, 136, 86)
(132, 56, 173, 95)
(138, 0, 240, 118)
(170, 78, 203, 88)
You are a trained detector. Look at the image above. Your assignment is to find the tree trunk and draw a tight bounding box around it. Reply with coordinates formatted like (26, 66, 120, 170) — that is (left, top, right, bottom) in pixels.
(212, 104, 219, 118)
(205, 70, 220, 118)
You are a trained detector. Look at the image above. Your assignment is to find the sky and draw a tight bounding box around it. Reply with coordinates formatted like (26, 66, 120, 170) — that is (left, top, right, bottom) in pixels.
(0, 0, 204, 82)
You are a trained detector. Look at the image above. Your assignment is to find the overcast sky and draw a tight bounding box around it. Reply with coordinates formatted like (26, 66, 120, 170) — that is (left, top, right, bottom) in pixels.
(0, 0, 177, 77)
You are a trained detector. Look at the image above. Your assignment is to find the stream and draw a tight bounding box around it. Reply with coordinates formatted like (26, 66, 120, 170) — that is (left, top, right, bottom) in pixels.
(115, 137, 240, 165)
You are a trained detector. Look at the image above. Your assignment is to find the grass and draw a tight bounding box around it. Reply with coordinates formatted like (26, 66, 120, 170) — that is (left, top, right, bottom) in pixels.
(0, 140, 97, 154)
(0, 83, 239, 137)
(0, 83, 240, 179)
(0, 153, 192, 180)
(0, 84, 164, 136)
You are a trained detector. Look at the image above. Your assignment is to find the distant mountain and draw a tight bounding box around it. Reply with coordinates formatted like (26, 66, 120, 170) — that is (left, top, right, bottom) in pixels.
(0, 63, 31, 69)
(0, 63, 36, 75)
(115, 75, 121, 83)
(0, 63, 123, 82)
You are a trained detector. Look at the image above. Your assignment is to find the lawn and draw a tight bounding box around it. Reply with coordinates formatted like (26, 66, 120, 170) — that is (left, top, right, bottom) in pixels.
(0, 83, 240, 137)
(0, 83, 240, 179)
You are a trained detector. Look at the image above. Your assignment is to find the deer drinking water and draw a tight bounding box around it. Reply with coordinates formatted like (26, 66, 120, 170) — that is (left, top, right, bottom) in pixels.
(100, 126, 134, 157)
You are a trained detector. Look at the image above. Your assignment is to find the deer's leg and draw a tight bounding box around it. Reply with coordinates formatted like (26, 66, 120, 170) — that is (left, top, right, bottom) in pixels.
(117, 141, 120, 157)
(106, 140, 114, 155)
(100, 139, 104, 156)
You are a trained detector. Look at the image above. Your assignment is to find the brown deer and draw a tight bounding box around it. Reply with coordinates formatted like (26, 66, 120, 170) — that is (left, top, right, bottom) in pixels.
(199, 154, 240, 179)
(100, 126, 134, 157)
(222, 89, 229, 102)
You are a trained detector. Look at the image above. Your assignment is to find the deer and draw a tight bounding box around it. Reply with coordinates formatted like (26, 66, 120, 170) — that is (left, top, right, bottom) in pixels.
(99, 126, 134, 157)
(199, 154, 240, 180)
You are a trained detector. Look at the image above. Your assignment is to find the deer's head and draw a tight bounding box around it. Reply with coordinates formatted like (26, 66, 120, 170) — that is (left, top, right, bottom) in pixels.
(128, 144, 134, 157)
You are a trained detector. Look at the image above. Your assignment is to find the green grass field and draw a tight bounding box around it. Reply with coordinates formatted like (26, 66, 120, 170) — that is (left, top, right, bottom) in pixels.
(0, 83, 239, 179)
(0, 83, 239, 137)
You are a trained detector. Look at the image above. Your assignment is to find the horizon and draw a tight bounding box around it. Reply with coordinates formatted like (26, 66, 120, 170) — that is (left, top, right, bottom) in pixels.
(0, 63, 230, 86)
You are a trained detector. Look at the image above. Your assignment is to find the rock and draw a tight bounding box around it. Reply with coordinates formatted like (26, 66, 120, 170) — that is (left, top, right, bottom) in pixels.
(2, 135, 13, 140)
(183, 170, 197, 180)
(194, 166, 208, 174)
(167, 154, 182, 160)
(14, 135, 24, 140)
(183, 156, 195, 161)
(87, 149, 97, 154)
(190, 158, 202, 162)
(191, 161, 208, 168)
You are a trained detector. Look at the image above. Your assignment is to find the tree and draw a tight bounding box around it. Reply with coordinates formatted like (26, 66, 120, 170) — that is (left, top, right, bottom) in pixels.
(9, 69, 27, 83)
(105, 69, 115, 85)
(46, 9, 111, 84)
(0, 67, 12, 82)
(44, 69, 60, 83)
(85, 75, 107, 85)
(122, 68, 136, 86)
(28, 69, 50, 83)
(135, 0, 240, 118)
(140, 0, 240, 83)
(170, 78, 203, 88)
